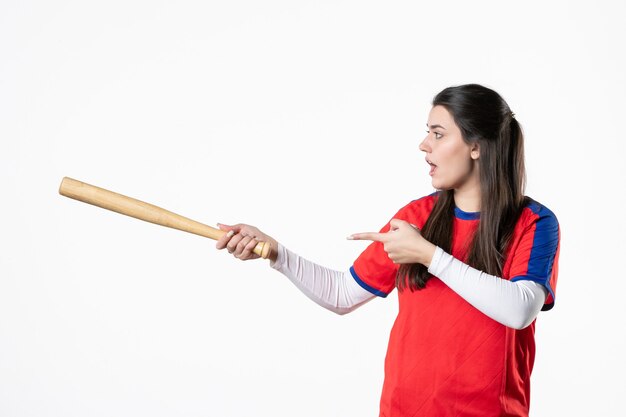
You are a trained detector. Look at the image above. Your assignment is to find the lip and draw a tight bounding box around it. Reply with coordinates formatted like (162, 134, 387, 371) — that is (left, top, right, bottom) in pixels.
(426, 158, 437, 176)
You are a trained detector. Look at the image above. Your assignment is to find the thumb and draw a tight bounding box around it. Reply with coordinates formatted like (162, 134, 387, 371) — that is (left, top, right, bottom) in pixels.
(389, 218, 409, 230)
(217, 223, 240, 232)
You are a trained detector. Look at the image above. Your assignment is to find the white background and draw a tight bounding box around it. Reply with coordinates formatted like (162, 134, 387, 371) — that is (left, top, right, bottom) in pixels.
(1, 0, 624, 416)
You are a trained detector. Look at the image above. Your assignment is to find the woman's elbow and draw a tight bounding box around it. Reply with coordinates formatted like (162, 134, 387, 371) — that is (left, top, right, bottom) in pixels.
(329, 305, 356, 316)
(505, 311, 538, 330)
(507, 320, 532, 330)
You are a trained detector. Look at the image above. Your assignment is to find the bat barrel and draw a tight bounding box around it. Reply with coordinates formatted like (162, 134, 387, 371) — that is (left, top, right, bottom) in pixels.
(59, 177, 271, 259)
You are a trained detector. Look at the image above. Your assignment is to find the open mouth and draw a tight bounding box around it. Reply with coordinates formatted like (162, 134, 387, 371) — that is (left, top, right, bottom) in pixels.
(426, 158, 437, 175)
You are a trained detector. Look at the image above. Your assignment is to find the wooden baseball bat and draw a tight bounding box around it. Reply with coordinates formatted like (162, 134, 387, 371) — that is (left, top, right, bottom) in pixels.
(58, 177, 272, 259)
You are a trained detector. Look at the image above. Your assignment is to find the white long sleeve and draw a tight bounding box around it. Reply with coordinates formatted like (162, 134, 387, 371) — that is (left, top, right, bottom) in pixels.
(269, 243, 375, 315)
(427, 246, 548, 330)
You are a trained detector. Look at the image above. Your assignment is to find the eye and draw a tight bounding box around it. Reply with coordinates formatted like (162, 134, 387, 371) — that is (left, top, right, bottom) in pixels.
(426, 130, 443, 139)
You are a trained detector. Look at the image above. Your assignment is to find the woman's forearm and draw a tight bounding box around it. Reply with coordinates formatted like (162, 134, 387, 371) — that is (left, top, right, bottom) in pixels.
(270, 243, 375, 315)
(427, 247, 548, 330)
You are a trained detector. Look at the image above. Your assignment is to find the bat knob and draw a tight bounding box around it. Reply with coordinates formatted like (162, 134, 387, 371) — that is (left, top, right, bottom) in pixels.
(252, 240, 272, 259)
(260, 241, 272, 259)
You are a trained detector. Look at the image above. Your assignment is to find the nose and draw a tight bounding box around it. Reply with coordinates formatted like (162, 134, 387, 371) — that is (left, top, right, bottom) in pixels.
(419, 135, 431, 153)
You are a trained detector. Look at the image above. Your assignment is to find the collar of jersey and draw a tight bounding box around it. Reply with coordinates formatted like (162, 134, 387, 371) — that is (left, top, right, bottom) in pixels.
(454, 206, 480, 220)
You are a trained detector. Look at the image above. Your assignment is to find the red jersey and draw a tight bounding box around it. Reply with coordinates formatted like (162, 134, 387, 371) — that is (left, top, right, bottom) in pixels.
(351, 192, 560, 417)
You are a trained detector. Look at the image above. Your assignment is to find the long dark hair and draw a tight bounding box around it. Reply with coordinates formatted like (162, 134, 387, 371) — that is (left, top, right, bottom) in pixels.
(397, 84, 528, 291)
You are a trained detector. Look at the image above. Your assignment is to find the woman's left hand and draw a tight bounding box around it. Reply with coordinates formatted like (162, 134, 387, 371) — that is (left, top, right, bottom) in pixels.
(349, 219, 437, 267)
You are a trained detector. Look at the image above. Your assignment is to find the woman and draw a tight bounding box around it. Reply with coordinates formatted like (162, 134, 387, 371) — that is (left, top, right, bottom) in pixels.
(215, 83, 560, 417)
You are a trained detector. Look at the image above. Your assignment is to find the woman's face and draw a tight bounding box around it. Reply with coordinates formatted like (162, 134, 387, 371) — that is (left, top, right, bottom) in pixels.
(419, 105, 480, 191)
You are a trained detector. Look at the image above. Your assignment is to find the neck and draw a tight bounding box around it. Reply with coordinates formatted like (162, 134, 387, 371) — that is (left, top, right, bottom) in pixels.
(453, 184, 481, 213)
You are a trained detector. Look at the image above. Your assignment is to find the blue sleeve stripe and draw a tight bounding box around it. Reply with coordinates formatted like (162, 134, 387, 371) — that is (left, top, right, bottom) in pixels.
(518, 204, 560, 311)
(526, 210, 559, 280)
(349, 266, 389, 298)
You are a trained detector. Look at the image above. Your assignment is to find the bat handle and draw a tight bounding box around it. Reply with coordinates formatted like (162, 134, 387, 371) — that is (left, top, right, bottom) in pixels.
(218, 225, 273, 260)
(215, 230, 272, 259)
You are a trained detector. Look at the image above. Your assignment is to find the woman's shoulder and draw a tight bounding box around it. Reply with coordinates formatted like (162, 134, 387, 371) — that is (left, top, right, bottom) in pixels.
(405, 191, 439, 209)
(522, 196, 559, 221)
(518, 196, 560, 233)
(393, 192, 440, 221)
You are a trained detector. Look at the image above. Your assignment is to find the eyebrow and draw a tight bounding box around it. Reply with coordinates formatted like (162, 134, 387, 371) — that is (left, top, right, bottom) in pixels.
(426, 123, 446, 130)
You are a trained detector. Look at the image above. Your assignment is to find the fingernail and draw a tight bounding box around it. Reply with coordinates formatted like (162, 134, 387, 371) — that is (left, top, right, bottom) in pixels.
(346, 235, 354, 240)
(227, 230, 235, 237)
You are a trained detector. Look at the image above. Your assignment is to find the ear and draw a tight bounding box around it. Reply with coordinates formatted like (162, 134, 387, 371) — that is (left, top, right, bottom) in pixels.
(470, 143, 480, 160)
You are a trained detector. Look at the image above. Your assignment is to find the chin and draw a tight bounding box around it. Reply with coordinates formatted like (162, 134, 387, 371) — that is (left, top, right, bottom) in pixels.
(430, 180, 449, 191)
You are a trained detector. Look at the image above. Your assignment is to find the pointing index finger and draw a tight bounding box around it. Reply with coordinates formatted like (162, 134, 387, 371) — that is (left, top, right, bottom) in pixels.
(348, 232, 386, 242)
